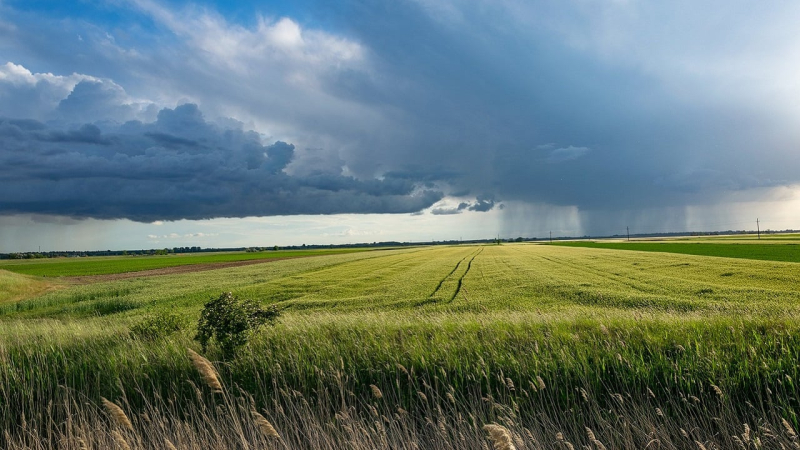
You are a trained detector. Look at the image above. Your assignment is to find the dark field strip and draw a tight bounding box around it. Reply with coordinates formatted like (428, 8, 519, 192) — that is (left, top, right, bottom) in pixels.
(554, 241, 800, 262)
(0, 248, 372, 277)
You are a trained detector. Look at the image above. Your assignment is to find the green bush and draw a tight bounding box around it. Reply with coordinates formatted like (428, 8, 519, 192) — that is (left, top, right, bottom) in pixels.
(130, 312, 185, 340)
(195, 292, 280, 359)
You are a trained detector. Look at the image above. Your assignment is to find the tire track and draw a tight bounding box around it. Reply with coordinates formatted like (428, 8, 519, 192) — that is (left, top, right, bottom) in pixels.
(449, 248, 483, 302)
(428, 250, 476, 298)
(415, 247, 481, 306)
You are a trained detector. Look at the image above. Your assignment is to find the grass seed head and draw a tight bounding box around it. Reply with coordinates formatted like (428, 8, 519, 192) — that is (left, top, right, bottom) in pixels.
(370, 384, 383, 399)
(187, 348, 223, 393)
(505, 378, 515, 391)
(483, 424, 516, 450)
(101, 397, 133, 431)
(111, 430, 132, 450)
(782, 418, 797, 438)
(251, 409, 281, 439)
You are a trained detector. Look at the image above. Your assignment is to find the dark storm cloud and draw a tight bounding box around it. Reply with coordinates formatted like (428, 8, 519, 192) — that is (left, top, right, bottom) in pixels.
(429, 197, 499, 215)
(2, 1, 800, 231)
(0, 104, 443, 221)
(314, 0, 800, 226)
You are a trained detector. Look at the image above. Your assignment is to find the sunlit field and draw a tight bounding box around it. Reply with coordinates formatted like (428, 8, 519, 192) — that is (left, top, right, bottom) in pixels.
(0, 248, 372, 277)
(2, 242, 800, 449)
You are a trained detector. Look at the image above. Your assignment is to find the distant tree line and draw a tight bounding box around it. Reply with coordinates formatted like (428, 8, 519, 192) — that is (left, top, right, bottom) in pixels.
(4, 229, 796, 260)
(1, 246, 204, 260)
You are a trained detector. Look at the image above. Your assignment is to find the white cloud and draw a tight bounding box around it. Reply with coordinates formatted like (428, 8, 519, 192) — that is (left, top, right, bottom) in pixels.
(543, 145, 590, 163)
(0, 62, 96, 120)
(0, 62, 156, 123)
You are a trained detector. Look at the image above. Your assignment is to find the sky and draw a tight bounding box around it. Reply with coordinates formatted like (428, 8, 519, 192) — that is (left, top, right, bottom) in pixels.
(1, 0, 800, 252)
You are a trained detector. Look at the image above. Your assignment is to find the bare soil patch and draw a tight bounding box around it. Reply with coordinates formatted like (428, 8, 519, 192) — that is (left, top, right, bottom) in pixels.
(66, 257, 301, 284)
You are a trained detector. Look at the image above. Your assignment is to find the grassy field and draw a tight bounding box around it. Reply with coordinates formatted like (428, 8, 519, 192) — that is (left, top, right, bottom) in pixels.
(2, 243, 800, 448)
(554, 239, 800, 262)
(0, 248, 372, 277)
(0, 270, 60, 304)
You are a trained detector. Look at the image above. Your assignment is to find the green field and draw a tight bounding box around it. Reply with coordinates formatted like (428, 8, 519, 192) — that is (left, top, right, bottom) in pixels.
(0, 248, 371, 277)
(2, 243, 800, 448)
(554, 239, 800, 262)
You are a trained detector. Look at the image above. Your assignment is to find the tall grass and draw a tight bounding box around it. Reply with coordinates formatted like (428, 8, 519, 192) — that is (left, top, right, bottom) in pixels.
(3, 244, 800, 448)
(2, 312, 800, 448)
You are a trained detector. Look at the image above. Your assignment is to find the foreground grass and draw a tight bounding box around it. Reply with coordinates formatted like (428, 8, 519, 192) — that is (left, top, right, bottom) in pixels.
(3, 313, 800, 449)
(2, 244, 800, 448)
(553, 240, 800, 263)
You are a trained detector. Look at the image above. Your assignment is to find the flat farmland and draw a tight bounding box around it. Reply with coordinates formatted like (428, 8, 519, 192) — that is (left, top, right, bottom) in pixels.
(2, 243, 800, 449)
(554, 238, 800, 263)
(0, 248, 372, 277)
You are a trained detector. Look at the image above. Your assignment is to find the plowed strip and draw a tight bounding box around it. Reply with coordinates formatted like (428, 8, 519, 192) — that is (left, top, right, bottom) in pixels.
(66, 256, 308, 284)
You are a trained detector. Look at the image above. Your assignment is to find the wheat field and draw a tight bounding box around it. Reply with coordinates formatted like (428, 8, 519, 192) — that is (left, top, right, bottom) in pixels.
(2, 243, 800, 449)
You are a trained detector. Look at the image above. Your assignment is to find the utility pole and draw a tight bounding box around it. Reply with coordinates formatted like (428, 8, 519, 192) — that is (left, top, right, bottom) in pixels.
(757, 218, 760, 239)
(549, 231, 552, 243)
(627, 226, 630, 241)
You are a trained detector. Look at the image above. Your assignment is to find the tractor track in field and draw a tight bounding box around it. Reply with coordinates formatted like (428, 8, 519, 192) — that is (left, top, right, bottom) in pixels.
(449, 248, 482, 302)
(422, 247, 483, 304)
(428, 253, 473, 298)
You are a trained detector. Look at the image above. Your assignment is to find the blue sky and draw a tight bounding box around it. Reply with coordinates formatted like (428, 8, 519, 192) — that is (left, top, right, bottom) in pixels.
(1, 0, 800, 251)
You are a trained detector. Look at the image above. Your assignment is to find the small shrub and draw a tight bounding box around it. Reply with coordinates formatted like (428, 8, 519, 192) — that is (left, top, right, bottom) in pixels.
(195, 292, 280, 359)
(131, 312, 185, 340)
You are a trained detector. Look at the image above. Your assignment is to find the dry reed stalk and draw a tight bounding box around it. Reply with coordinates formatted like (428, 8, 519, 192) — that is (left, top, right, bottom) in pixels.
(165, 438, 178, 450)
(101, 397, 133, 431)
(111, 430, 132, 450)
(483, 424, 516, 450)
(251, 408, 281, 439)
(370, 384, 383, 399)
(187, 348, 223, 393)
